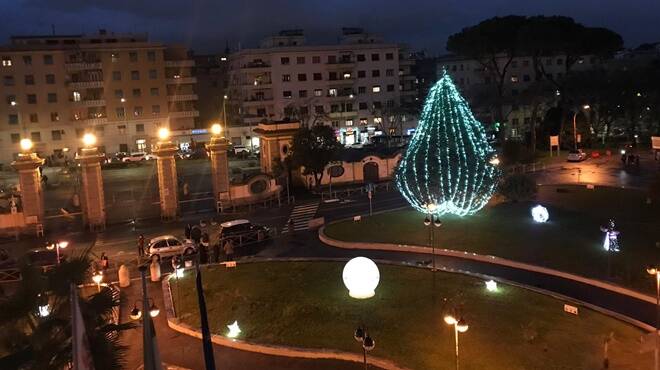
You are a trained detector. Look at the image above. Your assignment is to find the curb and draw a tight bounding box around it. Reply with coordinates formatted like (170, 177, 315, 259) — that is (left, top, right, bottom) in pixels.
(161, 271, 411, 370)
(319, 225, 657, 305)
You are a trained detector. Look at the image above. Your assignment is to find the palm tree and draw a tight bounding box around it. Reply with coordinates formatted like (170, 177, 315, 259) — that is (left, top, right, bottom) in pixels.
(0, 248, 134, 369)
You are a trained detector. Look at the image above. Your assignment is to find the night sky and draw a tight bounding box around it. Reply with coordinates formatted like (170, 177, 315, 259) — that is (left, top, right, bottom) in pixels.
(2, 0, 659, 54)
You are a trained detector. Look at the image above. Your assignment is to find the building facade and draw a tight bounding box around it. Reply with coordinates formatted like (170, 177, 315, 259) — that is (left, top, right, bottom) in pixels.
(194, 53, 230, 129)
(227, 29, 417, 147)
(0, 30, 198, 164)
(438, 53, 602, 139)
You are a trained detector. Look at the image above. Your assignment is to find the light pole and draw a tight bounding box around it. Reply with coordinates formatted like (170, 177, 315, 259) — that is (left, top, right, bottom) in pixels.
(647, 265, 660, 370)
(572, 105, 590, 150)
(444, 315, 468, 370)
(222, 94, 228, 135)
(354, 326, 375, 370)
(46, 240, 68, 264)
(423, 203, 442, 272)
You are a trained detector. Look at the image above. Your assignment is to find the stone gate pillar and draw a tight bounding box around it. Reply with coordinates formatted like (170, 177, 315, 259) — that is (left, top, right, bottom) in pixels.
(76, 139, 106, 231)
(153, 129, 179, 221)
(11, 146, 45, 226)
(206, 124, 230, 206)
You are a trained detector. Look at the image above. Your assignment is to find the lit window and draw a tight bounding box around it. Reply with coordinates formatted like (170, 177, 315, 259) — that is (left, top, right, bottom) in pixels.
(372, 86, 381, 93)
(345, 119, 353, 126)
(511, 75, 519, 83)
(314, 89, 323, 97)
(73, 91, 81, 102)
(374, 117, 383, 125)
(343, 72, 351, 79)
(2, 57, 12, 67)
(328, 88, 337, 97)
(359, 118, 368, 125)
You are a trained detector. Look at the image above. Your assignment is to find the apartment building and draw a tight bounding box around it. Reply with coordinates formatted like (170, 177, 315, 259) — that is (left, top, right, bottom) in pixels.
(227, 29, 417, 146)
(194, 53, 230, 129)
(0, 30, 198, 164)
(439, 54, 602, 139)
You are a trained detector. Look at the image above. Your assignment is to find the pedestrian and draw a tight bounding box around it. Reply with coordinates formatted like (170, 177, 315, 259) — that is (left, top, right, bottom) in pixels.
(184, 223, 192, 240)
(223, 238, 235, 262)
(172, 254, 181, 271)
(100, 252, 109, 271)
(213, 242, 220, 263)
(190, 225, 202, 245)
(200, 233, 210, 264)
(138, 234, 145, 258)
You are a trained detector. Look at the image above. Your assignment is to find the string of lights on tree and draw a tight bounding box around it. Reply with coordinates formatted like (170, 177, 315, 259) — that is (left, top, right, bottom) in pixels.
(396, 70, 499, 216)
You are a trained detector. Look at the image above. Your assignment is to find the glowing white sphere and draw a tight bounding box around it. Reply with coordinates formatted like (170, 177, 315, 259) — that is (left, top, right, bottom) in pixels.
(342, 257, 380, 299)
(531, 205, 549, 223)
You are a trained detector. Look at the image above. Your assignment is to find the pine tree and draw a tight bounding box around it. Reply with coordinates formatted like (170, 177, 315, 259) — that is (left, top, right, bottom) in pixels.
(395, 70, 499, 216)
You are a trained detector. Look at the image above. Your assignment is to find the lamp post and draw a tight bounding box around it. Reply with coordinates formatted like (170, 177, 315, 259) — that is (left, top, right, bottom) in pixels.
(46, 240, 68, 264)
(444, 315, 468, 370)
(128, 298, 160, 321)
(423, 203, 442, 272)
(222, 94, 228, 135)
(354, 326, 375, 370)
(647, 265, 660, 370)
(572, 105, 590, 150)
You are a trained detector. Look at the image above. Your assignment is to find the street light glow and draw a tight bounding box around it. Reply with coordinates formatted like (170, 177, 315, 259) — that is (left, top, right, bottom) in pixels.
(20, 138, 33, 152)
(82, 133, 97, 147)
(531, 205, 549, 223)
(149, 303, 160, 317)
(444, 315, 457, 325)
(485, 280, 498, 292)
(456, 318, 469, 333)
(158, 127, 170, 140)
(211, 123, 222, 136)
(583, 105, 590, 110)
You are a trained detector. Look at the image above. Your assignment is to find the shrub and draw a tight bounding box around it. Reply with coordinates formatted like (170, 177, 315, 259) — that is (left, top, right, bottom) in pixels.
(499, 173, 538, 202)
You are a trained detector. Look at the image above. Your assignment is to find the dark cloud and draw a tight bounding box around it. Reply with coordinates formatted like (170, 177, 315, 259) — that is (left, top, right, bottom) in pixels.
(3, 0, 659, 53)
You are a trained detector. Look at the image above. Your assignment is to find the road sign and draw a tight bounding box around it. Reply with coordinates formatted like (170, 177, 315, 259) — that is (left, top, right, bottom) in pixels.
(563, 304, 579, 315)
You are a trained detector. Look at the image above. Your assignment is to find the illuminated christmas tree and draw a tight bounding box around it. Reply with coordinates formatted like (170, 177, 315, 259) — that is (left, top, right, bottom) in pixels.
(396, 70, 499, 216)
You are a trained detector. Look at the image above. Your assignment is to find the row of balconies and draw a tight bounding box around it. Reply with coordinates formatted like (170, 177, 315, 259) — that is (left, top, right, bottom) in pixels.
(64, 60, 195, 71)
(164, 60, 195, 68)
(165, 76, 197, 85)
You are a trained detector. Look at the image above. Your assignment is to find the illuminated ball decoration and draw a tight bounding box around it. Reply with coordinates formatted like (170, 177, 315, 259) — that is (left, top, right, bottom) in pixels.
(395, 70, 499, 217)
(342, 257, 380, 299)
(531, 205, 549, 223)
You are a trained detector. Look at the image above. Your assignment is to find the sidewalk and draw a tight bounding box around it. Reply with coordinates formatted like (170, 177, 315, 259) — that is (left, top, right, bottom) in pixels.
(120, 276, 376, 370)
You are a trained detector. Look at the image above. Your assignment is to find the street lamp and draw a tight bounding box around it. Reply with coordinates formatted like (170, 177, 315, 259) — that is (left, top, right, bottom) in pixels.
(210, 123, 222, 137)
(424, 203, 442, 272)
(20, 138, 33, 153)
(444, 315, 469, 370)
(82, 133, 97, 147)
(129, 298, 160, 320)
(354, 326, 375, 370)
(647, 265, 660, 370)
(572, 105, 590, 150)
(46, 240, 68, 264)
(92, 271, 103, 292)
(157, 127, 170, 142)
(222, 94, 228, 134)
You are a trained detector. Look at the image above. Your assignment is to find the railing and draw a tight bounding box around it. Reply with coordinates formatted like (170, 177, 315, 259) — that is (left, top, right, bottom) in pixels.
(80, 117, 108, 125)
(72, 99, 106, 106)
(164, 60, 195, 67)
(65, 62, 102, 70)
(242, 62, 271, 69)
(167, 94, 198, 102)
(317, 181, 393, 201)
(68, 80, 104, 89)
(165, 77, 197, 84)
(169, 110, 199, 118)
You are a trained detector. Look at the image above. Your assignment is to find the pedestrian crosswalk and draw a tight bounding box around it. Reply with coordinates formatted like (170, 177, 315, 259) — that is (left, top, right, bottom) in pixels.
(282, 202, 319, 233)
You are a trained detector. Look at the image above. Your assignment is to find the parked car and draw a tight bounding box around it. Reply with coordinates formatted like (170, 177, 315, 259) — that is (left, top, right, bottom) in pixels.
(218, 219, 271, 247)
(25, 249, 63, 269)
(232, 145, 250, 155)
(147, 235, 196, 260)
(122, 152, 147, 162)
(567, 149, 587, 162)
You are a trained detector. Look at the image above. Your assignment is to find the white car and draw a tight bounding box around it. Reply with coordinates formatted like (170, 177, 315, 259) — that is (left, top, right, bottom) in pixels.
(147, 235, 196, 260)
(122, 152, 148, 162)
(567, 149, 588, 162)
(233, 145, 250, 155)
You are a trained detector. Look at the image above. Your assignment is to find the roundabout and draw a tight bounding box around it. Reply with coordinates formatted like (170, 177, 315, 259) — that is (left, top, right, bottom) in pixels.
(168, 260, 652, 370)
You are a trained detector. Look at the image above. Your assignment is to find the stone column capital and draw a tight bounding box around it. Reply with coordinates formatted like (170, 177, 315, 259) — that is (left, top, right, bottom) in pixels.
(11, 153, 44, 171)
(153, 141, 179, 157)
(206, 136, 229, 152)
(76, 147, 105, 166)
